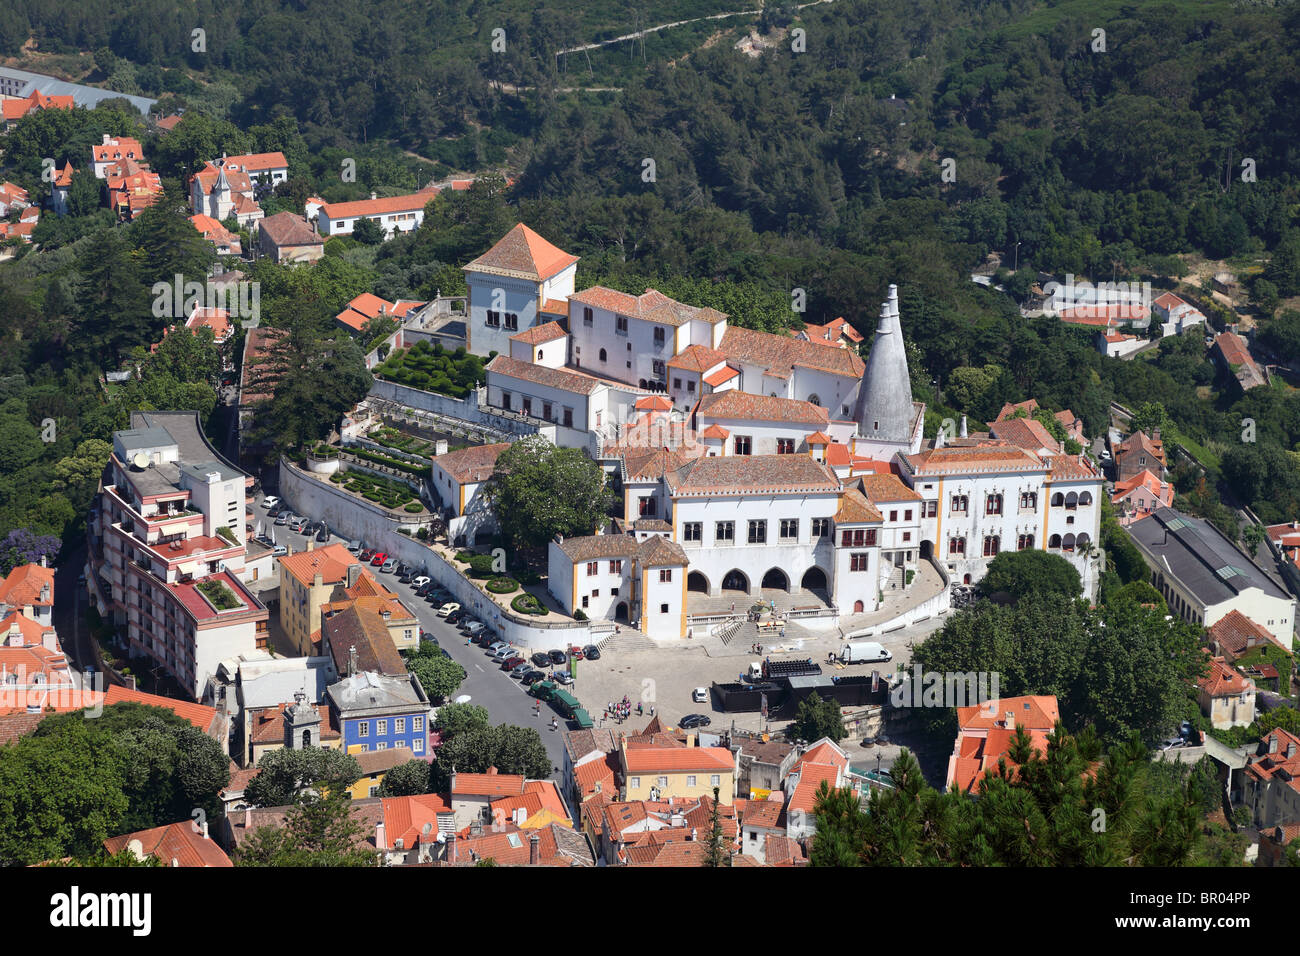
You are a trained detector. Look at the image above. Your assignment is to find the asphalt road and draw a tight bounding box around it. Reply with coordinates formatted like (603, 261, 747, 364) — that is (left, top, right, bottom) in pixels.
(257, 499, 569, 781)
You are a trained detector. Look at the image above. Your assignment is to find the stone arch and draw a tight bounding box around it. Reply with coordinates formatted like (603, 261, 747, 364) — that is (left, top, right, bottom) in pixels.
(761, 567, 790, 591)
(800, 566, 828, 592)
(614, 602, 629, 622)
(687, 570, 710, 593)
(721, 569, 750, 593)
(920, 539, 934, 560)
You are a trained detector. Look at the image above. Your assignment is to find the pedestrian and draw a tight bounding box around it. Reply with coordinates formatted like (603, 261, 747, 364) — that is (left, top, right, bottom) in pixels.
(730, 602, 735, 614)
(781, 626, 786, 639)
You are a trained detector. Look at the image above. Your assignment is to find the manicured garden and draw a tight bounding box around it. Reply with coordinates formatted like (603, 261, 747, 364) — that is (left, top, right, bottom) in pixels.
(368, 425, 438, 458)
(329, 468, 425, 512)
(197, 578, 241, 610)
(372, 339, 486, 398)
(346, 444, 429, 476)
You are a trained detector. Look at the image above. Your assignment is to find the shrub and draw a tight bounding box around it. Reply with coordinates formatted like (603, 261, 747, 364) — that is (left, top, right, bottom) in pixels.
(396, 528, 411, 536)
(329, 473, 343, 483)
(455, 550, 473, 563)
(467, 554, 495, 578)
(486, 576, 518, 594)
(417, 528, 430, 541)
(364, 490, 382, 501)
(516, 569, 541, 585)
(573, 609, 587, 621)
(404, 502, 423, 513)
(511, 593, 546, 615)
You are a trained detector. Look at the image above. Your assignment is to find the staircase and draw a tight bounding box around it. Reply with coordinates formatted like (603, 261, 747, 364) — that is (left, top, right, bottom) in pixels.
(712, 616, 745, 646)
(599, 629, 658, 654)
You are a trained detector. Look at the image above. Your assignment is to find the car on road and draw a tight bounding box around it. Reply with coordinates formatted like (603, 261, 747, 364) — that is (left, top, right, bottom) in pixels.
(501, 656, 525, 670)
(289, 517, 309, 533)
(267, 503, 284, 518)
(411, 576, 430, 589)
(274, 512, 291, 525)
(261, 496, 279, 510)
(531, 652, 551, 667)
(522, 670, 547, 685)
(583, 645, 601, 660)
(510, 662, 533, 679)
(692, 687, 708, 703)
(491, 649, 516, 665)
(474, 632, 497, 647)
(436, 602, 460, 618)
(315, 525, 330, 543)
(445, 609, 466, 626)
(486, 641, 510, 655)
(271, 544, 288, 557)
(345, 539, 362, 554)
(1159, 737, 1185, 751)
(548, 649, 567, 666)
(464, 621, 487, 637)
(370, 551, 388, 566)
(414, 581, 436, 597)
(380, 558, 398, 574)
(1098, 449, 1112, 462)
(679, 714, 711, 729)
(360, 548, 376, 562)
(552, 671, 574, 686)
(568, 646, 584, 660)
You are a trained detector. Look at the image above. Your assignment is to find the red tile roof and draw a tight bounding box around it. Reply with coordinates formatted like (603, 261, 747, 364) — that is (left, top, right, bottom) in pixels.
(702, 366, 740, 387)
(786, 763, 840, 814)
(1198, 657, 1253, 697)
(465, 223, 579, 282)
(432, 442, 510, 484)
(903, 441, 1047, 477)
(668, 344, 731, 373)
(569, 287, 726, 328)
(666, 454, 840, 497)
(696, 390, 829, 426)
(451, 767, 527, 797)
(0, 564, 53, 607)
(2, 90, 74, 121)
(382, 793, 452, 848)
(278, 543, 357, 588)
(318, 189, 439, 220)
(856, 473, 921, 503)
(622, 746, 734, 775)
(833, 489, 883, 524)
(104, 822, 233, 867)
(720, 326, 864, 379)
(510, 321, 568, 345)
(486, 354, 605, 396)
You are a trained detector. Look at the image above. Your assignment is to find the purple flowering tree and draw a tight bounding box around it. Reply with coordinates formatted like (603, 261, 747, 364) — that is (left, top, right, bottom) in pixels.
(0, 529, 61, 575)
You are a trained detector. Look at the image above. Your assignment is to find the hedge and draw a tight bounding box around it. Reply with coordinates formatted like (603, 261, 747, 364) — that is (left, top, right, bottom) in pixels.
(404, 502, 423, 513)
(348, 446, 428, 476)
(486, 576, 519, 594)
(511, 593, 546, 615)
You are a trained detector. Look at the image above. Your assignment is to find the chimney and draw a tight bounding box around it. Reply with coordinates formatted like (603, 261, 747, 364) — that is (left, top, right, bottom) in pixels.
(529, 831, 540, 865)
(370, 192, 377, 200)
(201, 820, 209, 840)
(960, 416, 968, 438)
(487, 766, 498, 775)
(347, 563, 361, 588)
(690, 827, 698, 842)
(313, 572, 323, 590)
(448, 831, 457, 863)
(1270, 736, 1279, 754)
(244, 806, 251, 830)
(375, 821, 386, 850)
(306, 540, 315, 553)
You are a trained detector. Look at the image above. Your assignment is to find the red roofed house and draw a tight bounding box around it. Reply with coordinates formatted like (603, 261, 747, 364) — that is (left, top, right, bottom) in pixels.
(1207, 609, 1292, 661)
(429, 442, 511, 543)
(50, 161, 75, 217)
(1152, 291, 1206, 336)
(104, 159, 164, 219)
(334, 291, 423, 335)
(220, 152, 289, 185)
(309, 188, 439, 240)
(277, 543, 361, 655)
(91, 135, 146, 178)
(258, 211, 324, 264)
(104, 820, 233, 867)
(450, 766, 528, 829)
(1111, 469, 1173, 526)
(1197, 657, 1256, 729)
(190, 213, 242, 256)
(791, 316, 864, 349)
(1266, 520, 1300, 569)
(620, 736, 736, 805)
(1114, 429, 1166, 483)
(1213, 330, 1268, 391)
(0, 563, 56, 643)
(190, 156, 264, 228)
(0, 181, 30, 216)
(1241, 728, 1300, 831)
(1, 89, 74, 127)
(783, 739, 851, 841)
(946, 695, 1060, 795)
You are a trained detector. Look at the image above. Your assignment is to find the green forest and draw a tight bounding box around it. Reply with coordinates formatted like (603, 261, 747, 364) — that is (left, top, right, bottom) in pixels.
(3, 0, 1300, 566)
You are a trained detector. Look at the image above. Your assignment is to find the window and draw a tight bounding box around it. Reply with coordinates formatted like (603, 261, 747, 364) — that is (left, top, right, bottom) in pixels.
(780, 518, 799, 540)
(812, 518, 831, 538)
(654, 327, 666, 345)
(639, 497, 656, 517)
(734, 436, 752, 455)
(902, 532, 911, 542)
(583, 306, 593, 326)
(396, 719, 406, 738)
(563, 408, 573, 428)
(889, 510, 898, 522)
(582, 595, 589, 608)
(413, 716, 423, 731)
(610, 588, 619, 596)
(413, 738, 423, 753)
(504, 312, 518, 331)
(659, 569, 673, 583)
(609, 559, 623, 574)
(687, 775, 697, 786)
(370, 786, 380, 797)
(949, 536, 966, 556)
(777, 438, 796, 454)
(715, 521, 734, 543)
(652, 359, 666, 379)
(924, 500, 938, 518)
(660, 603, 669, 613)
(586, 561, 598, 576)
(985, 494, 1003, 515)
(599, 348, 607, 362)
(684, 522, 702, 542)
(630, 777, 641, 789)
(542, 401, 553, 421)
(687, 380, 695, 393)
(710, 775, 720, 787)
(673, 377, 682, 390)
(377, 741, 388, 751)
(951, 494, 968, 514)
(657, 776, 669, 787)
(982, 535, 1000, 556)
(850, 552, 869, 571)
(1020, 491, 1037, 510)
(501, 392, 511, 410)
(748, 520, 767, 544)
(522, 397, 532, 416)
(377, 720, 388, 735)
(358, 721, 369, 738)
(486, 310, 501, 327)
(1017, 533, 1034, 550)
(616, 315, 629, 335)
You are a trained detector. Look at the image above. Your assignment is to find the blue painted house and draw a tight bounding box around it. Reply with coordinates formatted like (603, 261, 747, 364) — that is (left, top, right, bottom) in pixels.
(326, 671, 431, 760)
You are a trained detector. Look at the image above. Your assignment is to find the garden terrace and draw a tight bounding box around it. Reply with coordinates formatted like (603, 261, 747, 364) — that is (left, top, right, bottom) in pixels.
(372, 340, 487, 399)
(326, 467, 429, 515)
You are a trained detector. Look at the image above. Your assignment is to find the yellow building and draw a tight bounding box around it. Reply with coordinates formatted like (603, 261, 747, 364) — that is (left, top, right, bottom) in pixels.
(322, 569, 420, 653)
(277, 543, 360, 655)
(347, 745, 417, 799)
(620, 739, 736, 805)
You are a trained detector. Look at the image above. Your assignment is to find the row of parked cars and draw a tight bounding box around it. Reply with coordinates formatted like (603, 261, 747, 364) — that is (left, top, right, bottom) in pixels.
(470, 634, 605, 687)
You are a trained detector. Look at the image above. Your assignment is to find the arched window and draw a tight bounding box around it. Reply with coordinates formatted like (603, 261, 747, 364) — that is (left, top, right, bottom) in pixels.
(302, 730, 312, 748)
(1079, 491, 1093, 506)
(948, 536, 966, 556)
(982, 535, 1000, 556)
(1051, 492, 1064, 507)
(1076, 532, 1091, 550)
(536, 349, 543, 361)
(1049, 534, 1062, 549)
(1065, 491, 1078, 509)
(599, 348, 607, 362)
(807, 393, 821, 407)
(1062, 533, 1076, 551)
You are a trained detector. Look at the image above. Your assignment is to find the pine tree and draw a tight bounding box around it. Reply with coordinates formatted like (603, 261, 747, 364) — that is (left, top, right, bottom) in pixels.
(704, 786, 730, 867)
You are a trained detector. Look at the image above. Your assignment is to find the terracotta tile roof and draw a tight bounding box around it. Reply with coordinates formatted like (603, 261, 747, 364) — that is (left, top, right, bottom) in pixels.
(1198, 657, 1253, 697)
(825, 442, 887, 472)
(491, 780, 570, 824)
(1047, 454, 1100, 480)
(540, 297, 569, 315)
(1213, 331, 1267, 388)
(793, 316, 864, 345)
(382, 792, 452, 847)
(720, 326, 864, 380)
(1057, 303, 1148, 325)
(53, 162, 75, 187)
(510, 321, 568, 345)
(103, 822, 233, 867)
(555, 534, 638, 563)
(321, 603, 407, 677)
(185, 307, 231, 341)
(465, 223, 578, 282)
(569, 287, 727, 328)
(741, 798, 784, 829)
(856, 473, 921, 503)
(432, 442, 510, 484)
(563, 728, 619, 763)
(989, 416, 1059, 453)
(356, 745, 416, 775)
(486, 354, 605, 396)
(703, 366, 741, 387)
(699, 424, 730, 440)
(795, 740, 850, 774)
(636, 534, 689, 567)
(259, 211, 321, 247)
(834, 489, 883, 524)
(667, 454, 840, 497)
(787, 763, 840, 814)
(625, 839, 713, 867)
(956, 695, 1059, 733)
(574, 752, 619, 798)
(1246, 729, 1300, 795)
(451, 767, 527, 797)
(92, 136, 144, 163)
(0, 711, 50, 745)
(623, 746, 734, 775)
(224, 151, 288, 171)
(1113, 469, 1169, 499)
(248, 701, 339, 744)
(192, 161, 252, 196)
(455, 821, 593, 866)
(277, 544, 357, 588)
(2, 90, 74, 121)
(1116, 430, 1165, 466)
(0, 611, 52, 646)
(634, 395, 674, 412)
(696, 390, 829, 426)
(0, 181, 30, 208)
(668, 344, 731, 372)
(1207, 610, 1288, 658)
(155, 114, 183, 132)
(319, 189, 439, 220)
(764, 833, 807, 865)
(0, 564, 53, 607)
(902, 441, 1047, 477)
(621, 446, 690, 481)
(0, 644, 71, 685)
(995, 399, 1039, 421)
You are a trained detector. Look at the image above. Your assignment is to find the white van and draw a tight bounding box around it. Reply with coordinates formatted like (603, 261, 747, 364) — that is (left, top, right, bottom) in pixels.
(839, 641, 892, 664)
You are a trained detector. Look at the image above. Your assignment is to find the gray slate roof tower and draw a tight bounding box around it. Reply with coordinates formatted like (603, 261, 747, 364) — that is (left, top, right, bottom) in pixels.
(855, 284, 914, 442)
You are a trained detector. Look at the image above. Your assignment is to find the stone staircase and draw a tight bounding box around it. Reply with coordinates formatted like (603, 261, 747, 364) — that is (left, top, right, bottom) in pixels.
(598, 629, 659, 654)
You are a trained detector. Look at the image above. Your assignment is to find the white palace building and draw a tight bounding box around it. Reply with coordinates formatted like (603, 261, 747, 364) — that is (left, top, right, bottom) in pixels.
(455, 225, 1102, 639)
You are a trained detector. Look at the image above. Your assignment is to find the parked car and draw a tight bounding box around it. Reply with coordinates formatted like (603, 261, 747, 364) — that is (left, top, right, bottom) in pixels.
(261, 496, 279, 510)
(267, 503, 284, 518)
(522, 670, 547, 685)
(414, 581, 436, 597)
(583, 645, 601, 660)
(445, 609, 466, 626)
(486, 641, 510, 655)
(510, 662, 533, 679)
(568, 646, 585, 660)
(679, 714, 711, 729)
(411, 576, 430, 589)
(289, 517, 308, 533)
(552, 671, 574, 686)
(501, 656, 525, 670)
(271, 544, 288, 557)
(436, 602, 460, 618)
(1098, 449, 1112, 462)
(531, 652, 551, 667)
(380, 558, 398, 574)
(315, 525, 330, 543)
(1159, 737, 1185, 751)
(345, 540, 362, 554)
(360, 548, 376, 562)
(274, 512, 291, 526)
(692, 687, 708, 703)
(370, 551, 388, 567)
(464, 621, 487, 637)
(475, 632, 497, 647)
(548, 649, 568, 666)
(491, 649, 516, 665)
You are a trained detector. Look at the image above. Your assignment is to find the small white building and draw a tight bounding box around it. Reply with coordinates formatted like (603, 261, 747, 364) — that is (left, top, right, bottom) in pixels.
(547, 532, 688, 639)
(309, 189, 439, 240)
(1152, 291, 1206, 337)
(428, 443, 511, 545)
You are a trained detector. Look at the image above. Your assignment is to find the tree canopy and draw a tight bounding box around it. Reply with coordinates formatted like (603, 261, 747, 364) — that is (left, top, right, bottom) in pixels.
(485, 434, 616, 550)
